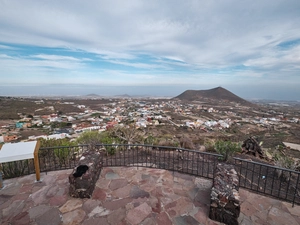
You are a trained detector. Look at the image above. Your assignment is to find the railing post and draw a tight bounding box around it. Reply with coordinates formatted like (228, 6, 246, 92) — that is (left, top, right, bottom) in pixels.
(33, 140, 41, 182)
(293, 173, 300, 207)
(0, 164, 3, 189)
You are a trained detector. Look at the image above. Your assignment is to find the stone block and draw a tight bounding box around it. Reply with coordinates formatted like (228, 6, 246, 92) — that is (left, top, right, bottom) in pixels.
(69, 151, 102, 198)
(209, 163, 240, 225)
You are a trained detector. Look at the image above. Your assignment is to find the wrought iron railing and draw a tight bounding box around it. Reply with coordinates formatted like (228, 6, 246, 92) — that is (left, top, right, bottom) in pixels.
(1, 144, 299, 206)
(0, 145, 88, 179)
(95, 144, 221, 179)
(1, 158, 35, 179)
(38, 145, 88, 172)
(233, 157, 300, 206)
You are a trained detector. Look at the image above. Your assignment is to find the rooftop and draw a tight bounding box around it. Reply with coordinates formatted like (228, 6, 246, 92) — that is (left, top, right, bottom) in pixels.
(1, 166, 300, 225)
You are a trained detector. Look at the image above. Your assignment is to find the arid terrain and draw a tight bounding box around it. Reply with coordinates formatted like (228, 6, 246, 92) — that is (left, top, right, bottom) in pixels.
(1, 88, 300, 163)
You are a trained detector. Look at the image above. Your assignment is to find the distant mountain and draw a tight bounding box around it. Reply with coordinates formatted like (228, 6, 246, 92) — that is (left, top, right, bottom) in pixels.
(86, 94, 100, 97)
(174, 87, 253, 106)
(114, 94, 131, 98)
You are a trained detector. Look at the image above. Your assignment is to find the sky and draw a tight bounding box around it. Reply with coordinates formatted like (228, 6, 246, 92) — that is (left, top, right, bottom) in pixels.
(0, 0, 300, 100)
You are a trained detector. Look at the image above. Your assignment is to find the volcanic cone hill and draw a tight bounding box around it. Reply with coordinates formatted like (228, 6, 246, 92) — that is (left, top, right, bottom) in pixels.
(174, 87, 254, 107)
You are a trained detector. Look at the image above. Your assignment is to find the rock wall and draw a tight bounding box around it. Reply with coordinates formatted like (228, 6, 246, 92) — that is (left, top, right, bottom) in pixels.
(209, 163, 240, 225)
(69, 151, 102, 198)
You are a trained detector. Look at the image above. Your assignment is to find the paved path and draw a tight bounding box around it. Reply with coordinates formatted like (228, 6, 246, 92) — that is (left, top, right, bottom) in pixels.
(0, 167, 300, 225)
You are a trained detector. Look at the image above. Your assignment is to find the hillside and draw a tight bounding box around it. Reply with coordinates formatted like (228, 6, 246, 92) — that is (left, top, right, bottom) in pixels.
(174, 87, 253, 106)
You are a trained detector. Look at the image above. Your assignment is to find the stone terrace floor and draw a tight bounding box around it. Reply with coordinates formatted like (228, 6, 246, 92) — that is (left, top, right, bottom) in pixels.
(1, 167, 300, 225)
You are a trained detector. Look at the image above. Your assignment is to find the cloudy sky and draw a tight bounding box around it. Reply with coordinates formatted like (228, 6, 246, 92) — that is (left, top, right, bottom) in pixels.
(0, 0, 300, 100)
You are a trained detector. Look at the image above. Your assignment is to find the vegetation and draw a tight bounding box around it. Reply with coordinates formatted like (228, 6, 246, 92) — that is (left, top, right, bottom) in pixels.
(76, 130, 119, 145)
(50, 122, 72, 129)
(97, 131, 121, 155)
(157, 138, 179, 147)
(274, 156, 297, 170)
(39, 137, 73, 148)
(39, 138, 76, 167)
(214, 140, 241, 162)
(270, 145, 298, 171)
(109, 125, 145, 145)
(264, 145, 299, 181)
(204, 139, 216, 152)
(143, 135, 158, 145)
(76, 131, 102, 146)
(76, 130, 121, 155)
(179, 135, 195, 149)
(1, 160, 32, 179)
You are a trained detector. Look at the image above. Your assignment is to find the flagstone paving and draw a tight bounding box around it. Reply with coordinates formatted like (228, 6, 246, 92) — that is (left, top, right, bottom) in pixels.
(1, 167, 300, 225)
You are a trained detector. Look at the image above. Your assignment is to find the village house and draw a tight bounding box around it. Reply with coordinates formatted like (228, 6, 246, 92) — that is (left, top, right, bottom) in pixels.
(2, 134, 18, 142)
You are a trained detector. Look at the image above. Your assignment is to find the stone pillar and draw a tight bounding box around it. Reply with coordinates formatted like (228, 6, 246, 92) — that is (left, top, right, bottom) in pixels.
(209, 163, 240, 225)
(69, 151, 102, 198)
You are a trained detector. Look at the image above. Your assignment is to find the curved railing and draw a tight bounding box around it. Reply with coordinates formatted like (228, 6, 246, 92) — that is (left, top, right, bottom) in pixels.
(1, 144, 299, 206)
(95, 144, 221, 179)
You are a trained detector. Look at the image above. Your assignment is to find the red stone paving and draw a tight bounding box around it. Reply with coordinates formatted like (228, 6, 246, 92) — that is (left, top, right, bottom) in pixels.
(0, 167, 300, 225)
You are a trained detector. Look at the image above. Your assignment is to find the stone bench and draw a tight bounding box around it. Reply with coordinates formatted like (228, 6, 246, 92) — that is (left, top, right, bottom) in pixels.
(69, 151, 102, 198)
(209, 163, 240, 225)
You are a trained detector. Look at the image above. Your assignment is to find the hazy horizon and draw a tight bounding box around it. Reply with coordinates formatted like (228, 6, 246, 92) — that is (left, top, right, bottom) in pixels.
(0, 84, 299, 101)
(1, 1, 299, 101)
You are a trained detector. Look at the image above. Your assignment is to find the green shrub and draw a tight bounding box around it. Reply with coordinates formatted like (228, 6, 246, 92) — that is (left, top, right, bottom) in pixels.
(54, 147, 72, 166)
(99, 132, 120, 155)
(39, 138, 75, 166)
(272, 145, 297, 170)
(76, 131, 120, 155)
(76, 131, 103, 147)
(214, 140, 241, 161)
(40, 137, 72, 148)
(1, 160, 32, 179)
(179, 135, 195, 149)
(204, 139, 216, 152)
(274, 156, 296, 170)
(157, 139, 179, 147)
(144, 135, 158, 145)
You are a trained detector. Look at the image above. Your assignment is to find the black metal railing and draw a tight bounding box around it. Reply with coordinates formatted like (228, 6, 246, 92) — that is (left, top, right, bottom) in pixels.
(233, 157, 300, 206)
(1, 158, 35, 179)
(0, 145, 88, 179)
(95, 144, 221, 179)
(1, 144, 299, 206)
(39, 145, 88, 173)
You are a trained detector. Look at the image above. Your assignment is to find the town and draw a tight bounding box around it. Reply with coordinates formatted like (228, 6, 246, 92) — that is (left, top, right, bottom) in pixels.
(1, 93, 300, 224)
(1, 95, 299, 156)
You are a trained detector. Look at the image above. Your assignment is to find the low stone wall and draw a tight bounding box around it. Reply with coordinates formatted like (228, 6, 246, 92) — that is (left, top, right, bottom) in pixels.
(69, 151, 102, 198)
(209, 163, 240, 225)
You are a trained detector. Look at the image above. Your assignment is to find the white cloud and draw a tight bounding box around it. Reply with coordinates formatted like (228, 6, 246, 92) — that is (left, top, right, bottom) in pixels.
(0, 44, 18, 50)
(32, 54, 82, 62)
(0, 54, 14, 59)
(0, 0, 300, 98)
(103, 59, 168, 70)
